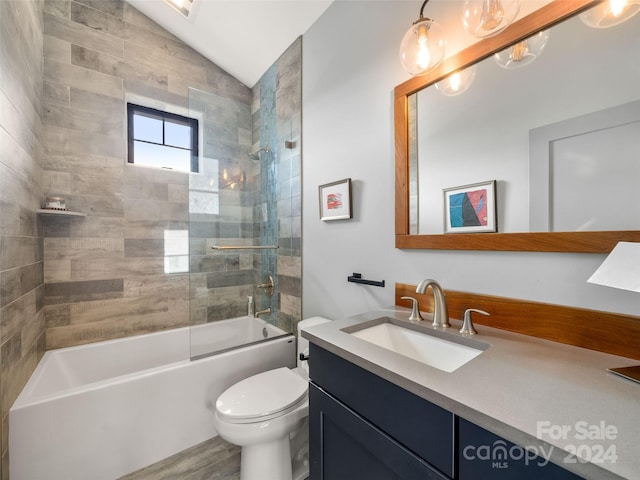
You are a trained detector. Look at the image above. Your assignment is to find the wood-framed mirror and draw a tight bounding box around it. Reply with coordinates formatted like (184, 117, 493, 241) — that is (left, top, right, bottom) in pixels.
(395, 0, 640, 252)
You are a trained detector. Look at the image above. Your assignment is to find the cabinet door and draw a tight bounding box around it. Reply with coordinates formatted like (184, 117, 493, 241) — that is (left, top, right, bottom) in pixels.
(458, 418, 584, 480)
(309, 383, 449, 480)
(309, 344, 454, 477)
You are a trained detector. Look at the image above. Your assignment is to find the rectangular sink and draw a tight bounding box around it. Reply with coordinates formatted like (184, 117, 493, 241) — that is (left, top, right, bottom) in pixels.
(343, 317, 488, 373)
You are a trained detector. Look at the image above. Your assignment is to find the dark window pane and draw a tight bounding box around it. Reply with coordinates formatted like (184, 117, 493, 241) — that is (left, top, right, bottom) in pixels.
(133, 114, 163, 143)
(165, 121, 191, 149)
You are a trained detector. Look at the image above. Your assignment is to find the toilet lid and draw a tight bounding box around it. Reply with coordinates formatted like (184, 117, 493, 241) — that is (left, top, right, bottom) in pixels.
(216, 367, 308, 422)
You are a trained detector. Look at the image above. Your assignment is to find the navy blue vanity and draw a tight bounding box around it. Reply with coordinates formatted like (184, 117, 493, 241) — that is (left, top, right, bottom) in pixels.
(309, 344, 583, 479)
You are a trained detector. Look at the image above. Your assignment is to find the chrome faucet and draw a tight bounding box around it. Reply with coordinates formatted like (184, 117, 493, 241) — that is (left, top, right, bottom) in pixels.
(254, 306, 271, 318)
(415, 279, 450, 328)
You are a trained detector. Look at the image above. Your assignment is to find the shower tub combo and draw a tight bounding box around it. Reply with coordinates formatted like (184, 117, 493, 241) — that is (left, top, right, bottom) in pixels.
(10, 316, 294, 480)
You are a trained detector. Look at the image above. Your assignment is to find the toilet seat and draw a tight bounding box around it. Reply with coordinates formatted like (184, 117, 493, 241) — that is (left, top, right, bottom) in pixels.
(216, 367, 308, 424)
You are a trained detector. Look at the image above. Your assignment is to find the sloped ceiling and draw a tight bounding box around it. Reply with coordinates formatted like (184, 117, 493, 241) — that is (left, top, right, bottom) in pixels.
(125, 0, 333, 88)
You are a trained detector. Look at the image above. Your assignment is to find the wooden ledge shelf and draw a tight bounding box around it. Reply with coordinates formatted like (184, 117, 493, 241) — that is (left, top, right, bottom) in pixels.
(396, 283, 640, 360)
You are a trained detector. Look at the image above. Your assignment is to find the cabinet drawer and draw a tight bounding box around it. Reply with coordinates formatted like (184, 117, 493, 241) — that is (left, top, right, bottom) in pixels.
(309, 344, 454, 477)
(309, 383, 449, 480)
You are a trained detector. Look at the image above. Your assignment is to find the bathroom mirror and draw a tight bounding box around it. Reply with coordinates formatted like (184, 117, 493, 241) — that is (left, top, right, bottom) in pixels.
(395, 0, 640, 252)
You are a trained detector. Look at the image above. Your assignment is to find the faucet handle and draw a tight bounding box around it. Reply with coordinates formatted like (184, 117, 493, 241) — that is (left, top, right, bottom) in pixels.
(401, 296, 424, 321)
(460, 309, 490, 335)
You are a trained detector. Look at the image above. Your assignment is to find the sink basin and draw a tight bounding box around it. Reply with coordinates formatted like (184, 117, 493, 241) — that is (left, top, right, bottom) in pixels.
(344, 318, 488, 372)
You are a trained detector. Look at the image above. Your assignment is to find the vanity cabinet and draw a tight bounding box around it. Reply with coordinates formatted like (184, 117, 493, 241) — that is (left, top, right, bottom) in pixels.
(308, 344, 583, 480)
(309, 384, 448, 480)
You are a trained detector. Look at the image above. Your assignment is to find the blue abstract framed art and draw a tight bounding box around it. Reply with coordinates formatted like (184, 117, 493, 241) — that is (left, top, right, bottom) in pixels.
(443, 180, 497, 233)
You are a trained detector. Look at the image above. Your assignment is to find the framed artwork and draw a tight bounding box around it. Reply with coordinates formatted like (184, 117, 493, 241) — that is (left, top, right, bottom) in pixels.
(443, 180, 497, 233)
(319, 178, 352, 221)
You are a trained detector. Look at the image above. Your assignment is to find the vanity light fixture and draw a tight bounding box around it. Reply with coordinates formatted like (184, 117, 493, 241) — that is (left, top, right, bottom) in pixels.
(435, 65, 477, 96)
(493, 30, 550, 69)
(163, 0, 195, 19)
(580, 0, 640, 28)
(462, 0, 520, 38)
(399, 0, 446, 76)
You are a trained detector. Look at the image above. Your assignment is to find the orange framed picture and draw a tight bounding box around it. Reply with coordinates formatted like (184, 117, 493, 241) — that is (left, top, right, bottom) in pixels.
(319, 178, 352, 221)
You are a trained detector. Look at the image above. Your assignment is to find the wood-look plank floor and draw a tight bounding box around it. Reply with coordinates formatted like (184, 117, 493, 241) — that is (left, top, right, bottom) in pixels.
(118, 436, 240, 480)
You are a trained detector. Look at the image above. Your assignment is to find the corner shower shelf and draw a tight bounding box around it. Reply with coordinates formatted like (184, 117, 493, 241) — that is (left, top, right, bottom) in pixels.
(36, 209, 87, 217)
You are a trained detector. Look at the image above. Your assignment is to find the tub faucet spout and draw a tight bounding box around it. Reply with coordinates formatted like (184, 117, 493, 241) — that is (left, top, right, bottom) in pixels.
(416, 279, 450, 328)
(254, 307, 271, 318)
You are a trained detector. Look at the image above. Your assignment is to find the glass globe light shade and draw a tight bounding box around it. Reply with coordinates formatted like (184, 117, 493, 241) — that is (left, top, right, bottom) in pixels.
(580, 0, 640, 28)
(399, 18, 446, 76)
(435, 65, 478, 96)
(494, 30, 550, 70)
(462, 0, 521, 38)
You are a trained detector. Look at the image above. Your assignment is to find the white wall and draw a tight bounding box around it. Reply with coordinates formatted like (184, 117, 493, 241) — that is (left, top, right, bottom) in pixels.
(302, 1, 640, 321)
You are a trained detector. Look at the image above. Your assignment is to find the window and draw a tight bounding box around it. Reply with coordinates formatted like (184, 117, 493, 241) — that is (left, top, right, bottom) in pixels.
(127, 103, 199, 173)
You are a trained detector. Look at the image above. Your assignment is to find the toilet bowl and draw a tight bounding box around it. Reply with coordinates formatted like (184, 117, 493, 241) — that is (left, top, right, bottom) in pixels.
(213, 317, 331, 480)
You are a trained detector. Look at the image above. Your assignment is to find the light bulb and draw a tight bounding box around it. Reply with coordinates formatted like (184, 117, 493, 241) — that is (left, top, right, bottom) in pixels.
(399, 18, 446, 76)
(580, 0, 640, 28)
(462, 0, 520, 38)
(435, 65, 477, 96)
(494, 30, 550, 69)
(416, 24, 431, 70)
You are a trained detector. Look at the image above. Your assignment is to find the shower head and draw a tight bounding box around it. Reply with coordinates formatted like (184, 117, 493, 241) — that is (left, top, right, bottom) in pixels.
(248, 147, 270, 159)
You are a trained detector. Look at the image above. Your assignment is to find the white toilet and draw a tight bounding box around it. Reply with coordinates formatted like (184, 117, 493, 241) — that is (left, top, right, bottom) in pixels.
(214, 317, 331, 480)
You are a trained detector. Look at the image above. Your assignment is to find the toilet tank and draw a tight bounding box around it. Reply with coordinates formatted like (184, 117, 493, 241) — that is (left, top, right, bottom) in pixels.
(297, 317, 331, 370)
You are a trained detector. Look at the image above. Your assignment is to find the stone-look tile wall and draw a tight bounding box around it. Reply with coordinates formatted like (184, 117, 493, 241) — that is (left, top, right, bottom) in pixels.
(251, 39, 303, 333)
(0, 0, 46, 477)
(275, 39, 302, 333)
(41, 0, 252, 350)
(1, 2, 300, 474)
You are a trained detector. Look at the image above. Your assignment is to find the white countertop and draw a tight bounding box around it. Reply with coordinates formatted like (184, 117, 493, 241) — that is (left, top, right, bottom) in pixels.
(302, 307, 640, 480)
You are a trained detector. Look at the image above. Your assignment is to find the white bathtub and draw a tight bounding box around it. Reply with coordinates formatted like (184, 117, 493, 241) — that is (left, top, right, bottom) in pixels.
(9, 317, 295, 480)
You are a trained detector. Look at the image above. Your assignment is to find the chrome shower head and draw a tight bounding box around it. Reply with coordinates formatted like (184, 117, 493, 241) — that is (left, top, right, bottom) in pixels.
(248, 147, 270, 159)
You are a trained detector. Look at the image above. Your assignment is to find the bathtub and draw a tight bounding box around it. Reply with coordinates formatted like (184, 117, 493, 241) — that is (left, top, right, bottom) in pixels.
(9, 317, 295, 480)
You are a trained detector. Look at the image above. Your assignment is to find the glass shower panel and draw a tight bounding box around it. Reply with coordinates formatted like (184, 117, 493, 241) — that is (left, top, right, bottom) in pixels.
(187, 87, 288, 360)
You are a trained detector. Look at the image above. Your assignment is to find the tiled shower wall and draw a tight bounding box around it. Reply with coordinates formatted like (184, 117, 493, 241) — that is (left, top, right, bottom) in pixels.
(252, 39, 303, 334)
(1, 1, 301, 474)
(40, 0, 252, 349)
(0, 0, 46, 477)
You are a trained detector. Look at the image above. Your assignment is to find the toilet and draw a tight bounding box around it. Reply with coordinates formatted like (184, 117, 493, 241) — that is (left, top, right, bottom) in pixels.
(214, 317, 331, 480)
